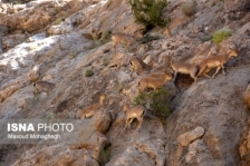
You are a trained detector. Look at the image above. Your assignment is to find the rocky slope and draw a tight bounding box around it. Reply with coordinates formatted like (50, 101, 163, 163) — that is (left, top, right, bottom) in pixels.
(0, 0, 250, 165)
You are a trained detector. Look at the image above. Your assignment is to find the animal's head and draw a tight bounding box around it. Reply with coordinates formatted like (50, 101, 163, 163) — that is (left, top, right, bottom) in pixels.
(33, 83, 37, 87)
(228, 49, 238, 58)
(165, 72, 173, 81)
(98, 93, 105, 100)
(123, 104, 129, 112)
(129, 58, 135, 70)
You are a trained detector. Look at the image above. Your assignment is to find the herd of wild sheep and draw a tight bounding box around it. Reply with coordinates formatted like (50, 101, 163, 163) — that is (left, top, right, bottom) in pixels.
(33, 31, 241, 131)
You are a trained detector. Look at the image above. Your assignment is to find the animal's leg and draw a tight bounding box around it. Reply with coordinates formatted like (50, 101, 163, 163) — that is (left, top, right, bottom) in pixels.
(128, 118, 134, 128)
(203, 73, 212, 78)
(212, 66, 222, 78)
(136, 116, 143, 130)
(190, 70, 197, 82)
(113, 43, 117, 53)
(124, 118, 129, 130)
(197, 65, 206, 77)
(172, 72, 177, 82)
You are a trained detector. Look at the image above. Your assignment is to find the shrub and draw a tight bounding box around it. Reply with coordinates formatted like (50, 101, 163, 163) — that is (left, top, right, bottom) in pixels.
(55, 17, 65, 25)
(134, 93, 147, 106)
(128, 0, 168, 29)
(212, 29, 233, 44)
(181, 2, 197, 17)
(102, 58, 110, 66)
(149, 88, 170, 121)
(134, 88, 170, 125)
(45, 113, 56, 121)
(117, 81, 126, 92)
(98, 147, 111, 165)
(138, 34, 161, 44)
(68, 52, 77, 59)
(99, 29, 112, 43)
(85, 69, 94, 77)
(200, 36, 212, 43)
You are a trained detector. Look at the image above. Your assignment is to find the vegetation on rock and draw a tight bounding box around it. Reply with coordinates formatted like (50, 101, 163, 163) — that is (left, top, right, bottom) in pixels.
(128, 0, 168, 29)
(181, 2, 197, 17)
(134, 88, 170, 124)
(212, 29, 233, 44)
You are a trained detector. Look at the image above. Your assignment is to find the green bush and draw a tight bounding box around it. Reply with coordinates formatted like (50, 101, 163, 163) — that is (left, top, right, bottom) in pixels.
(212, 29, 233, 44)
(134, 88, 170, 124)
(149, 88, 170, 121)
(138, 34, 161, 44)
(99, 29, 112, 43)
(181, 2, 197, 17)
(102, 58, 110, 66)
(134, 93, 147, 106)
(85, 69, 94, 77)
(128, 0, 168, 29)
(55, 17, 66, 25)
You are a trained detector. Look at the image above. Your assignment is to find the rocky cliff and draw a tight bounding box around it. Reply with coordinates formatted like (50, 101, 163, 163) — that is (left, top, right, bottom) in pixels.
(0, 0, 250, 165)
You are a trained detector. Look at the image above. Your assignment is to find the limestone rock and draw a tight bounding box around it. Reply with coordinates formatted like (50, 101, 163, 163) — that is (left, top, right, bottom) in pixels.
(28, 65, 40, 83)
(224, 0, 250, 12)
(177, 126, 205, 147)
(239, 128, 250, 166)
(2, 33, 27, 50)
(12, 145, 99, 166)
(106, 117, 165, 166)
(0, 25, 8, 37)
(0, 80, 28, 102)
(1, 0, 250, 165)
(243, 84, 250, 109)
(95, 110, 112, 134)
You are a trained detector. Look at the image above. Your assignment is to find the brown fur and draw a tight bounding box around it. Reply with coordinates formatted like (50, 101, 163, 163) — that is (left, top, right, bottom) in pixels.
(143, 55, 158, 68)
(79, 94, 105, 119)
(33, 81, 55, 95)
(111, 33, 135, 52)
(123, 104, 145, 130)
(163, 28, 172, 38)
(171, 61, 199, 82)
(147, 71, 169, 78)
(129, 56, 150, 75)
(139, 72, 172, 92)
(197, 49, 238, 78)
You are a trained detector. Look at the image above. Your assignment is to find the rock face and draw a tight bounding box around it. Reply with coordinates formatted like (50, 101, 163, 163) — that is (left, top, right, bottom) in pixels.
(0, 0, 250, 166)
(243, 84, 250, 109)
(224, 0, 250, 12)
(177, 126, 205, 147)
(12, 145, 99, 166)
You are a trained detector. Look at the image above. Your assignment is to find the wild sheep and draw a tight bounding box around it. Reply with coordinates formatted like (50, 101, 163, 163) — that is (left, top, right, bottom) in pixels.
(123, 104, 145, 130)
(197, 48, 238, 78)
(138, 72, 172, 92)
(171, 60, 199, 82)
(33, 81, 55, 95)
(111, 33, 135, 52)
(79, 93, 105, 120)
(129, 56, 150, 75)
